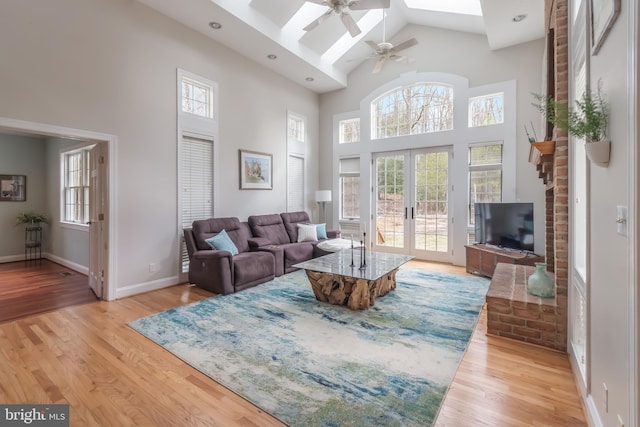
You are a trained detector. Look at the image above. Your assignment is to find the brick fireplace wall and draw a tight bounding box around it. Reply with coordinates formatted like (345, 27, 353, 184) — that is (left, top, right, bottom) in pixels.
(544, 0, 569, 351)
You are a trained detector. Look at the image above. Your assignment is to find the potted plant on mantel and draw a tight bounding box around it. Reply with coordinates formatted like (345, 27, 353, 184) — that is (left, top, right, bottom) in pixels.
(532, 85, 610, 167)
(15, 212, 49, 227)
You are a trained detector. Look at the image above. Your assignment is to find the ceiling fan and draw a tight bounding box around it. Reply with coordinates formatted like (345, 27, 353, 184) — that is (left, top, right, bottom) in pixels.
(303, 0, 391, 37)
(362, 10, 418, 73)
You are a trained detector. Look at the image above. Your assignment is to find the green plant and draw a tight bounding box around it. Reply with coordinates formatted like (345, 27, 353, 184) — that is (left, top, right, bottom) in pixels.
(15, 212, 49, 225)
(532, 87, 609, 143)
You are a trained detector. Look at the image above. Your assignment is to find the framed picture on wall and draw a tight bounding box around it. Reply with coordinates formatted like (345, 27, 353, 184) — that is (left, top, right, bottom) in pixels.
(0, 175, 26, 201)
(591, 0, 621, 55)
(239, 150, 273, 190)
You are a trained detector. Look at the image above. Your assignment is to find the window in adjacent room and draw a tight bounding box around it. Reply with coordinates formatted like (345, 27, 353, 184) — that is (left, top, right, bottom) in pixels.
(287, 111, 307, 212)
(372, 82, 453, 139)
(61, 146, 93, 225)
(339, 157, 360, 220)
(339, 118, 360, 144)
(467, 142, 503, 243)
(468, 93, 504, 127)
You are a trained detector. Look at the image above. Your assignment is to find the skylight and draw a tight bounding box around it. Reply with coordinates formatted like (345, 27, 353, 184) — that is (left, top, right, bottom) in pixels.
(403, 0, 483, 17)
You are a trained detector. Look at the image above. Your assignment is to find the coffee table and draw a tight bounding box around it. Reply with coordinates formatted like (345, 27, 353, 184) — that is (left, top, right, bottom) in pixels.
(293, 250, 413, 310)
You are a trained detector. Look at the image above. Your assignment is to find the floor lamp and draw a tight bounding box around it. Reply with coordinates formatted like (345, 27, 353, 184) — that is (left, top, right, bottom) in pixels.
(315, 190, 332, 224)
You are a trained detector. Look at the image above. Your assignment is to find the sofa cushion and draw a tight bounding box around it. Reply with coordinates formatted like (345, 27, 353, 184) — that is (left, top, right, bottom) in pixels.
(192, 217, 251, 253)
(248, 214, 291, 245)
(297, 223, 318, 242)
(205, 230, 239, 255)
(315, 223, 328, 240)
(233, 251, 275, 287)
(281, 211, 311, 243)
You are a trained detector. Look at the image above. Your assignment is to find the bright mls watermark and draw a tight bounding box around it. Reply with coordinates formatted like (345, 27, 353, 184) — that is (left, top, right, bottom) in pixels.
(1, 405, 69, 426)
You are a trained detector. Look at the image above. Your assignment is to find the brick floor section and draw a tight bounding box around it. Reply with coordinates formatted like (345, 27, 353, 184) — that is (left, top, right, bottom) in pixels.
(486, 263, 566, 351)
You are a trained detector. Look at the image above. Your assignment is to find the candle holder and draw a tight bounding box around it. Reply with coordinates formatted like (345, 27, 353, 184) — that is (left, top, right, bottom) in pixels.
(350, 235, 355, 267)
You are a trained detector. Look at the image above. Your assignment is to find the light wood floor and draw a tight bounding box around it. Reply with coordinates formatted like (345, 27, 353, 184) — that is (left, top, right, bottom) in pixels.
(0, 260, 588, 426)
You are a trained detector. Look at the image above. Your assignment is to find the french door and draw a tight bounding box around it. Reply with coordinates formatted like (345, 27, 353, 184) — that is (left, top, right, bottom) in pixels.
(373, 147, 452, 262)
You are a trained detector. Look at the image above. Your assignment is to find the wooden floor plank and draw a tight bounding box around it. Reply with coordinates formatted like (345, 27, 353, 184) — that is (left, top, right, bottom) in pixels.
(0, 260, 587, 426)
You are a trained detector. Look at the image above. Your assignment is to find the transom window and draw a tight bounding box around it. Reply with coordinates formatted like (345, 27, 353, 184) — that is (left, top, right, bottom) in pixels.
(61, 146, 93, 225)
(181, 77, 213, 118)
(372, 83, 453, 139)
(288, 114, 305, 142)
(468, 93, 504, 127)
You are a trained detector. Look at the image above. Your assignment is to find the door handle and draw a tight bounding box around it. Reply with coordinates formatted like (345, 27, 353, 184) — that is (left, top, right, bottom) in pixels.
(404, 207, 408, 220)
(411, 207, 415, 219)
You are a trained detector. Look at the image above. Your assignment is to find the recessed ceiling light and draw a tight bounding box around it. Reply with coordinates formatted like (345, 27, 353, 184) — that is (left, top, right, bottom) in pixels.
(267, 54, 277, 60)
(512, 14, 527, 22)
(209, 22, 222, 30)
(305, 77, 314, 82)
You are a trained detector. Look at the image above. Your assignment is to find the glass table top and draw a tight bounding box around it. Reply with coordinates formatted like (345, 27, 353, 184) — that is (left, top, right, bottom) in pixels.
(292, 249, 414, 281)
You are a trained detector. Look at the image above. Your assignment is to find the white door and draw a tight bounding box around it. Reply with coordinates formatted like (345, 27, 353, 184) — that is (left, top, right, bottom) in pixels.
(373, 148, 452, 262)
(88, 143, 107, 299)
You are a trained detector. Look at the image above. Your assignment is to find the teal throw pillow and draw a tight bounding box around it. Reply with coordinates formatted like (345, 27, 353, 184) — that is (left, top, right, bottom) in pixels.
(316, 223, 328, 240)
(205, 229, 239, 255)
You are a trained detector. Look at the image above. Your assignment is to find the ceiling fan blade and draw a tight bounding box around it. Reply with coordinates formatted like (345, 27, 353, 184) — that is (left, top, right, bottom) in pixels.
(340, 12, 361, 37)
(305, 0, 328, 4)
(303, 10, 333, 32)
(390, 54, 415, 64)
(365, 40, 380, 50)
(372, 56, 386, 73)
(391, 38, 418, 53)
(349, 0, 390, 10)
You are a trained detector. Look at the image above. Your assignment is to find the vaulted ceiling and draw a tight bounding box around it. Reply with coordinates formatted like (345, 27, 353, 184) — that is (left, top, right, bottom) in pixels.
(137, 0, 544, 93)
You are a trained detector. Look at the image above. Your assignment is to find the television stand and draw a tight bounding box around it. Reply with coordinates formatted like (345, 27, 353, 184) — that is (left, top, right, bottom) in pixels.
(465, 244, 544, 278)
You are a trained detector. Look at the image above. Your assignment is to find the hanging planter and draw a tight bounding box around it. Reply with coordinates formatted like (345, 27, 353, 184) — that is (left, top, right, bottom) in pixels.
(531, 140, 556, 155)
(585, 139, 611, 167)
(532, 82, 611, 168)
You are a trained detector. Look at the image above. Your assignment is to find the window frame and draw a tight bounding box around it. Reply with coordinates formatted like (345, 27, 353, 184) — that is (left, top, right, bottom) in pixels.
(467, 142, 504, 243)
(177, 69, 219, 274)
(60, 144, 94, 229)
(286, 111, 307, 213)
(339, 157, 360, 221)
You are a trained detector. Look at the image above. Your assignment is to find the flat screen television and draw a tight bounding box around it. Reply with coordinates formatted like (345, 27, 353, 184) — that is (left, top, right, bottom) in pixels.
(474, 202, 534, 251)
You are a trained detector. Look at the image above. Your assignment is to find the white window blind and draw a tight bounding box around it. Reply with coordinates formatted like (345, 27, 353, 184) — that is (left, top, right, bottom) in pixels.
(339, 157, 360, 220)
(287, 155, 305, 212)
(181, 135, 213, 272)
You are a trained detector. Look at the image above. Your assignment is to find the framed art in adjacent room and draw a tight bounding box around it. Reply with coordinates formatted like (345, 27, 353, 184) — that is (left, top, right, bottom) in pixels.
(0, 174, 26, 201)
(239, 149, 273, 190)
(590, 0, 620, 55)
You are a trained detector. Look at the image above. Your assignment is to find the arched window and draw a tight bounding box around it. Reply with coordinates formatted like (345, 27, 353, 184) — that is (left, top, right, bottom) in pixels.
(371, 83, 453, 139)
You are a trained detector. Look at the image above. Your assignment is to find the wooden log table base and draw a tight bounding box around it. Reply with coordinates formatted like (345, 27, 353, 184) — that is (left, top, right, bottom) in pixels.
(304, 268, 399, 310)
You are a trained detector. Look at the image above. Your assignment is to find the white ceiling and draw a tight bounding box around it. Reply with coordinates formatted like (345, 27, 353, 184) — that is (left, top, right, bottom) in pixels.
(137, 0, 544, 93)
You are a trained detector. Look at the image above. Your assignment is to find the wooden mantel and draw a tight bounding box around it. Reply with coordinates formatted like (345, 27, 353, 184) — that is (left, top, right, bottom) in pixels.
(528, 143, 555, 189)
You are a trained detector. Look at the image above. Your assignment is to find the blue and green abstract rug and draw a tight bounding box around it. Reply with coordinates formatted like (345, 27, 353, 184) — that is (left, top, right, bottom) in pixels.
(129, 268, 489, 426)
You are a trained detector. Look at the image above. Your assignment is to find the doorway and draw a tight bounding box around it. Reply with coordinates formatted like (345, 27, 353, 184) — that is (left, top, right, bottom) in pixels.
(0, 117, 115, 301)
(373, 147, 453, 262)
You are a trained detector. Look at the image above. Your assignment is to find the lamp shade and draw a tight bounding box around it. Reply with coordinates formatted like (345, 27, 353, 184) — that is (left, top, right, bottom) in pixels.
(315, 190, 332, 203)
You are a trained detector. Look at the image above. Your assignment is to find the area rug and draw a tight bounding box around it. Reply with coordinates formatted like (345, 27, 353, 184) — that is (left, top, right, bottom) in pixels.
(129, 268, 489, 426)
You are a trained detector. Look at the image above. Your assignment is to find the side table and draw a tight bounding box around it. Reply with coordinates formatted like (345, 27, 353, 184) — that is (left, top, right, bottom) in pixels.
(25, 226, 42, 261)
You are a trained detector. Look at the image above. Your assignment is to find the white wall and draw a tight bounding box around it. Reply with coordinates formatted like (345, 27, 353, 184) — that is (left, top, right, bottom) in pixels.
(581, 0, 636, 425)
(319, 24, 546, 264)
(0, 0, 319, 294)
(0, 134, 46, 261)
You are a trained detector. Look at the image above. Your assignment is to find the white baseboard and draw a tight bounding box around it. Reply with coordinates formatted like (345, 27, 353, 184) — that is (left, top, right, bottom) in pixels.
(585, 395, 604, 427)
(116, 276, 180, 299)
(0, 254, 27, 263)
(44, 253, 89, 275)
